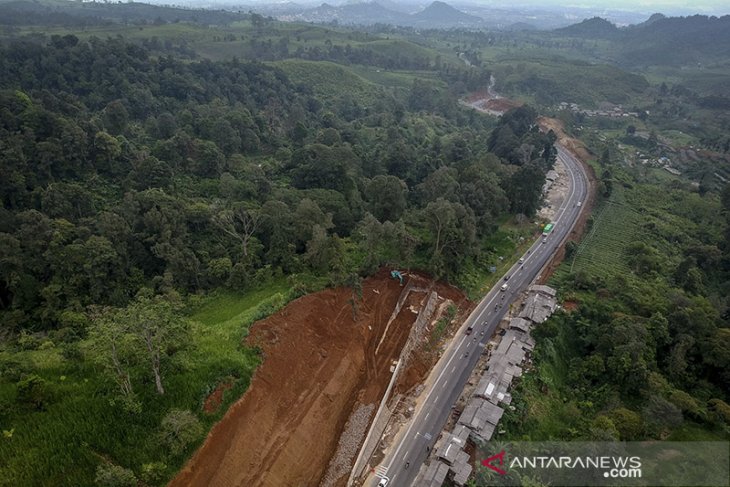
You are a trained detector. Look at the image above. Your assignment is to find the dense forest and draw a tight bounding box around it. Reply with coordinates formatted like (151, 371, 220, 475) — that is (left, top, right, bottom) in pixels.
(0, 34, 554, 331)
(0, 31, 554, 485)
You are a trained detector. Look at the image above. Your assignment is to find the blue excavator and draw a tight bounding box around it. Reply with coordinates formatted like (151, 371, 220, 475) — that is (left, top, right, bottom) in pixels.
(390, 270, 404, 286)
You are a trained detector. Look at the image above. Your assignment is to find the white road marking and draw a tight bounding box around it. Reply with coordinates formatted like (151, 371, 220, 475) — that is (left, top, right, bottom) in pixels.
(382, 146, 587, 479)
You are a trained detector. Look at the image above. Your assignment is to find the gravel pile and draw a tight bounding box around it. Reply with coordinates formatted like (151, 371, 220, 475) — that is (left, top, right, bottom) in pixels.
(320, 403, 376, 487)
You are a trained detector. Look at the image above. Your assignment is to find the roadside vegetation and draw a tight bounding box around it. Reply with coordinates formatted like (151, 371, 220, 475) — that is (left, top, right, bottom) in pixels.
(502, 133, 730, 444)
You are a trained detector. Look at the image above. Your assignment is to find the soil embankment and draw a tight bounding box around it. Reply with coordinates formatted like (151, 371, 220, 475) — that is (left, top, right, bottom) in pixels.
(170, 269, 466, 487)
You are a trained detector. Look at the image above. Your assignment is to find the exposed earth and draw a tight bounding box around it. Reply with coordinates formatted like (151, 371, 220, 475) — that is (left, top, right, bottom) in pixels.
(462, 90, 522, 116)
(170, 268, 467, 487)
(172, 107, 594, 487)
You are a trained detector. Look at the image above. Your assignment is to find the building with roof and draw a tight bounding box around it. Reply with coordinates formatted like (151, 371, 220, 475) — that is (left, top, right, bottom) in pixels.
(509, 317, 531, 333)
(518, 292, 557, 324)
(415, 460, 450, 487)
(530, 284, 557, 298)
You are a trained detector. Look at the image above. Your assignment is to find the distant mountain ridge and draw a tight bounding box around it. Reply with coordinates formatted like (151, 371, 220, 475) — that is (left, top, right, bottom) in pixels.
(283, 0, 484, 27)
(554, 14, 730, 66)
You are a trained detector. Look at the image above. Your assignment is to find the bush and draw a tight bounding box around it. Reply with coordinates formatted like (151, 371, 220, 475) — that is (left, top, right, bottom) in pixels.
(140, 462, 168, 484)
(608, 407, 644, 440)
(0, 358, 30, 382)
(708, 399, 730, 425)
(643, 395, 683, 437)
(17, 331, 41, 351)
(16, 374, 52, 411)
(159, 409, 203, 456)
(95, 463, 137, 487)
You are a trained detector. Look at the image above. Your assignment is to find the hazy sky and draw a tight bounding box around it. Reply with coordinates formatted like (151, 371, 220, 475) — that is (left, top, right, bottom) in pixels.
(505, 0, 730, 15)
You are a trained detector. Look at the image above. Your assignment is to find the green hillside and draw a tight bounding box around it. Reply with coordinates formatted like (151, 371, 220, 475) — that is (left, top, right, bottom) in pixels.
(275, 59, 384, 104)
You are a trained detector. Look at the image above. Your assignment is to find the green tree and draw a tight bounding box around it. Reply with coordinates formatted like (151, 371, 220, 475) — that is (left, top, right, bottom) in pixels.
(366, 175, 408, 222)
(212, 205, 262, 260)
(417, 166, 460, 204)
(102, 100, 129, 135)
(159, 409, 204, 456)
(608, 407, 643, 440)
(422, 198, 476, 277)
(95, 463, 137, 487)
(125, 295, 189, 395)
(87, 307, 140, 410)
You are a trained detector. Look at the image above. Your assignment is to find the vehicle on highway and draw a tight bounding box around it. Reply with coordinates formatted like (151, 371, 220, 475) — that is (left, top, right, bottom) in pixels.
(542, 238, 547, 244)
(542, 222, 555, 236)
(465, 325, 474, 335)
(503, 275, 510, 281)
(576, 201, 582, 207)
(500, 283, 508, 292)
(518, 257, 524, 264)
(378, 476, 389, 486)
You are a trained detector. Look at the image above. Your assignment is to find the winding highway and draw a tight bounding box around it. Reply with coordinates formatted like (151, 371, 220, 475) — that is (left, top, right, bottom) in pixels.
(370, 144, 590, 487)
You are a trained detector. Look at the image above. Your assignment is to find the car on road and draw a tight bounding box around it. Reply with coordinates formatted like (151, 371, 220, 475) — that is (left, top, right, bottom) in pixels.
(518, 258, 524, 264)
(503, 275, 510, 281)
(576, 201, 582, 207)
(465, 325, 474, 335)
(378, 476, 389, 486)
(542, 237, 547, 244)
(500, 283, 508, 292)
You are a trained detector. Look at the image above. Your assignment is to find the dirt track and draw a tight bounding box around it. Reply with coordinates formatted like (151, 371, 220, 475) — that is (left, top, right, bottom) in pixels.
(170, 269, 466, 487)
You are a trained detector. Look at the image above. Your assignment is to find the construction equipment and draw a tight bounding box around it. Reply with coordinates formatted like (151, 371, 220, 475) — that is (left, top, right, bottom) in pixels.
(390, 270, 404, 286)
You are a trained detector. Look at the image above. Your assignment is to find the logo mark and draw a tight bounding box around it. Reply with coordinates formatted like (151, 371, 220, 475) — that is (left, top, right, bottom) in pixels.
(482, 450, 507, 475)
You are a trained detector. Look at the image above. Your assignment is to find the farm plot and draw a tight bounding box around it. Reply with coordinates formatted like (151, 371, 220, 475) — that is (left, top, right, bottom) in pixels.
(555, 189, 641, 281)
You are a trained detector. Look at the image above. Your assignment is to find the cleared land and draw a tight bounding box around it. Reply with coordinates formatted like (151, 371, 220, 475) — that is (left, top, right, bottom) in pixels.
(170, 268, 467, 487)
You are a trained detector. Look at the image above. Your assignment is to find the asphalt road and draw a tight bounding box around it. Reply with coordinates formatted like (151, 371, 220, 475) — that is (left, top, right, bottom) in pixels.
(371, 144, 589, 487)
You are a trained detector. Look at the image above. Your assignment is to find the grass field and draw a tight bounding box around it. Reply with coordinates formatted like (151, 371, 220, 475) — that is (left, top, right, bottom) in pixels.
(0, 279, 290, 486)
(273, 59, 385, 104)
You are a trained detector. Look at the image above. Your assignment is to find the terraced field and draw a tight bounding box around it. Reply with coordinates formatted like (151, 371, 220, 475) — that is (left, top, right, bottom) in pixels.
(554, 188, 641, 280)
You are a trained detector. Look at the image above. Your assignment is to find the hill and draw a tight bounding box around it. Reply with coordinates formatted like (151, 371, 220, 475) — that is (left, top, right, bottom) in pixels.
(287, 0, 484, 28)
(554, 14, 730, 67)
(621, 14, 730, 66)
(411, 1, 483, 26)
(555, 16, 619, 38)
(0, 0, 247, 25)
(338, 1, 409, 25)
